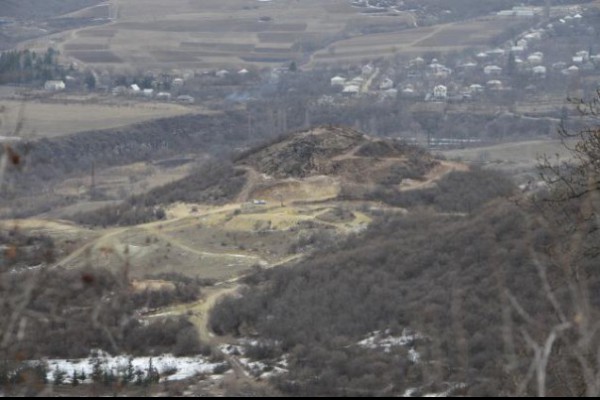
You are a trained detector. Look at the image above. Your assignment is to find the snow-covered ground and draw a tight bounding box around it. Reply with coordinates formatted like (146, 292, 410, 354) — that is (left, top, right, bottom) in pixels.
(38, 351, 228, 383)
(358, 328, 424, 360)
(219, 340, 288, 379)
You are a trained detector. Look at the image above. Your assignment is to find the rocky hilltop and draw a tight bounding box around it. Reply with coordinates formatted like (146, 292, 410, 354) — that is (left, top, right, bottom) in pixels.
(237, 125, 438, 186)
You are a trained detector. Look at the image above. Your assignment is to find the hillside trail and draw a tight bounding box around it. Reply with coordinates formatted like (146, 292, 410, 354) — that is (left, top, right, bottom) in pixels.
(235, 165, 263, 203)
(399, 160, 468, 191)
(49, 204, 244, 269)
(140, 223, 267, 264)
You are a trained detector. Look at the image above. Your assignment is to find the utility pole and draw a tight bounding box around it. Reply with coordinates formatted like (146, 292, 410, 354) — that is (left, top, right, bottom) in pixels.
(544, 0, 551, 21)
(90, 161, 96, 199)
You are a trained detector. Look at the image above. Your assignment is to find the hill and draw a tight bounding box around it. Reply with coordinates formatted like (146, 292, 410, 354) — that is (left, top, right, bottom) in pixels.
(237, 126, 437, 183)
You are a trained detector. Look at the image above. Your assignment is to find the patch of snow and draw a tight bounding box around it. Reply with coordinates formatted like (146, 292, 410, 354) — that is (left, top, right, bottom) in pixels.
(37, 351, 228, 383)
(358, 328, 423, 350)
(423, 383, 467, 397)
(358, 329, 423, 363)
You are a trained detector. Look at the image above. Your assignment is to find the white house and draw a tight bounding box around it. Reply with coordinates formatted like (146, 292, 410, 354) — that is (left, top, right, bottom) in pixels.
(342, 85, 360, 96)
(552, 61, 568, 70)
(330, 76, 346, 87)
(527, 54, 543, 65)
(486, 48, 505, 57)
(379, 77, 394, 90)
(361, 64, 374, 76)
(532, 65, 547, 77)
(171, 78, 184, 88)
(562, 65, 580, 76)
(176, 95, 195, 104)
(216, 69, 229, 78)
(44, 80, 66, 91)
(142, 88, 154, 98)
(238, 69, 249, 75)
(458, 62, 478, 71)
(511, 46, 526, 54)
(469, 84, 485, 94)
(575, 50, 590, 61)
(409, 57, 425, 68)
(130, 84, 141, 94)
(382, 88, 398, 99)
(156, 92, 172, 101)
(572, 56, 584, 64)
(484, 65, 502, 75)
(433, 85, 448, 100)
(402, 87, 416, 97)
(486, 80, 503, 90)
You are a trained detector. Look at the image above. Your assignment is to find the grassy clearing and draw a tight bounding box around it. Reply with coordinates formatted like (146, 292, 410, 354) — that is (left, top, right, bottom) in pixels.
(0, 99, 193, 138)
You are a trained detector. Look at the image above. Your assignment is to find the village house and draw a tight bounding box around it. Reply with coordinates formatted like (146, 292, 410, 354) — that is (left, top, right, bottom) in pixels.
(379, 77, 394, 90)
(484, 65, 503, 76)
(331, 76, 346, 87)
(44, 80, 66, 92)
(433, 85, 448, 100)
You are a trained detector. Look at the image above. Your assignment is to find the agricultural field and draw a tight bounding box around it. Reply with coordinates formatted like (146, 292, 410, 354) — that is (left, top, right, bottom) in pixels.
(48, 0, 414, 70)
(441, 139, 577, 184)
(0, 99, 195, 138)
(309, 16, 527, 66)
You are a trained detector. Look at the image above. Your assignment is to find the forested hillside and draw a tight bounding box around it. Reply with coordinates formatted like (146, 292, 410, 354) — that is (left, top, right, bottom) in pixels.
(210, 124, 600, 396)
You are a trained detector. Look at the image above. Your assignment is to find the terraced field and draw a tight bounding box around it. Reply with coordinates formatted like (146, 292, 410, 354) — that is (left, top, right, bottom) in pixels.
(53, 0, 414, 70)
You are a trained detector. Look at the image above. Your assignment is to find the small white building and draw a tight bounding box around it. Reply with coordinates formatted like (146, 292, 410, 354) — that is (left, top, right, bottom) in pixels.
(216, 69, 229, 78)
(382, 88, 398, 99)
(572, 56, 584, 65)
(177, 95, 195, 104)
(379, 77, 394, 90)
(486, 48, 505, 57)
(112, 86, 127, 96)
(562, 65, 580, 76)
(469, 84, 485, 94)
(44, 80, 66, 91)
(458, 62, 478, 71)
(552, 61, 568, 71)
(484, 65, 503, 75)
(172, 78, 184, 88)
(362, 64, 374, 76)
(156, 92, 172, 101)
(532, 65, 547, 77)
(349, 76, 364, 86)
(130, 84, 141, 94)
(409, 57, 425, 68)
(342, 85, 360, 96)
(402, 87, 416, 97)
(433, 85, 448, 100)
(575, 50, 590, 61)
(330, 76, 346, 87)
(511, 46, 525, 54)
(527, 54, 543, 65)
(486, 80, 503, 90)
(238, 69, 249, 76)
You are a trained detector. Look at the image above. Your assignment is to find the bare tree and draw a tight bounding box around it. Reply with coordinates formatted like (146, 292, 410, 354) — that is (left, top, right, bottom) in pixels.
(508, 91, 600, 396)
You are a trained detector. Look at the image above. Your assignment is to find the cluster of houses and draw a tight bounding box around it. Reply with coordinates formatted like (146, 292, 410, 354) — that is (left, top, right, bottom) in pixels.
(110, 78, 195, 103)
(328, 9, 599, 103)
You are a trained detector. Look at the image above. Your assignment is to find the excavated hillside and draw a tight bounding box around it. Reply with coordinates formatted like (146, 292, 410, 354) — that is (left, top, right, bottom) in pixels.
(236, 126, 439, 185)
